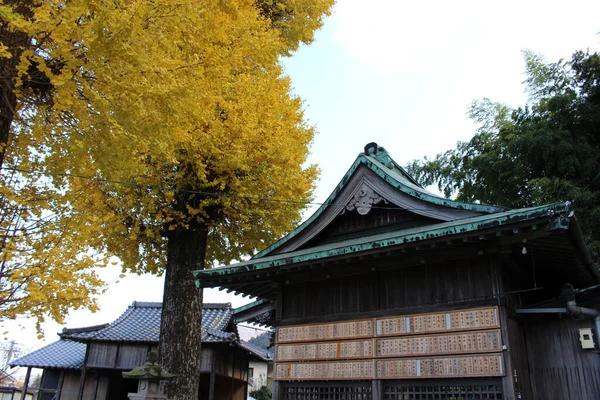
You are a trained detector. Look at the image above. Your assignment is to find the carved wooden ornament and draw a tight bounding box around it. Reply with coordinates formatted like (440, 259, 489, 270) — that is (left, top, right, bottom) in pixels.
(344, 184, 386, 215)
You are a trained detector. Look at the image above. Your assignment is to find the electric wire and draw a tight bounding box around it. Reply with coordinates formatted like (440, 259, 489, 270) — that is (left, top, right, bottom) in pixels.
(0, 165, 496, 213)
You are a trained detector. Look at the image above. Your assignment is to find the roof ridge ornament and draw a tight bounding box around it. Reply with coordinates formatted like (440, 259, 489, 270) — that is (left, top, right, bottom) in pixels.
(364, 142, 394, 169)
(344, 182, 387, 215)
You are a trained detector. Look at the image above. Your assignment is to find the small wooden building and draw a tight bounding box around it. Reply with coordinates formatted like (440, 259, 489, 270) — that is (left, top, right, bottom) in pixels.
(12, 302, 251, 400)
(194, 143, 600, 400)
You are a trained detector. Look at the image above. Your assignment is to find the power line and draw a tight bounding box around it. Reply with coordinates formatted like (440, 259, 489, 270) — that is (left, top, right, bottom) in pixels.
(0, 165, 480, 213)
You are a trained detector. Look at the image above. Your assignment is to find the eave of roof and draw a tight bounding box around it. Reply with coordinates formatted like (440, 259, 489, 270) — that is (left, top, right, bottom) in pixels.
(233, 299, 265, 315)
(251, 149, 506, 260)
(194, 201, 572, 286)
(60, 302, 234, 343)
(239, 341, 273, 362)
(9, 340, 85, 370)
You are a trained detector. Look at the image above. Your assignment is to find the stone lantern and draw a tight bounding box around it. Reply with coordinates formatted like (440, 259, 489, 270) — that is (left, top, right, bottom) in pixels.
(122, 351, 176, 400)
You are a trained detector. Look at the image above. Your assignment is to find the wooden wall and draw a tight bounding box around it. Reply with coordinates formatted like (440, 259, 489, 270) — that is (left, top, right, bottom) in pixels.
(281, 257, 495, 323)
(523, 316, 600, 400)
(58, 371, 109, 400)
(86, 343, 153, 370)
(502, 314, 533, 400)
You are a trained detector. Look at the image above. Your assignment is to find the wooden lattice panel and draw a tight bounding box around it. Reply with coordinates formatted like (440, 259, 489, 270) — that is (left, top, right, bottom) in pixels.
(275, 360, 374, 380)
(277, 339, 374, 362)
(376, 307, 499, 336)
(376, 329, 502, 358)
(277, 320, 373, 343)
(376, 353, 504, 379)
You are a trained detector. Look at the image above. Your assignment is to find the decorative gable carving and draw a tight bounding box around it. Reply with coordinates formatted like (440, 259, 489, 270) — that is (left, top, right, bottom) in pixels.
(343, 183, 387, 215)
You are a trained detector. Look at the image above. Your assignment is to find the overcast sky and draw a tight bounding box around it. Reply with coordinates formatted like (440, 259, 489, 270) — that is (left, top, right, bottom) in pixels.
(3, 0, 600, 358)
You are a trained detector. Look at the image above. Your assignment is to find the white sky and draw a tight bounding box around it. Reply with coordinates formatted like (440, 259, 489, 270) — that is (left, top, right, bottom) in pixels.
(3, 0, 600, 364)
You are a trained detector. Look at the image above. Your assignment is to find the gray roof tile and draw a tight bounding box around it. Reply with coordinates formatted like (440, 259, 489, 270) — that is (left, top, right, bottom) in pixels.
(10, 340, 85, 369)
(61, 302, 233, 343)
(12, 303, 235, 369)
(239, 341, 273, 362)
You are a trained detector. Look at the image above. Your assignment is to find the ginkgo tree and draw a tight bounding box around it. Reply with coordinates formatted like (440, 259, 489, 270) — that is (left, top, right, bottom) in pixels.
(0, 0, 333, 398)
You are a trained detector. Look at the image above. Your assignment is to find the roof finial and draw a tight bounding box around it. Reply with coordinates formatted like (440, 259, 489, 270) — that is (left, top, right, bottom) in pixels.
(364, 142, 393, 168)
(364, 142, 378, 156)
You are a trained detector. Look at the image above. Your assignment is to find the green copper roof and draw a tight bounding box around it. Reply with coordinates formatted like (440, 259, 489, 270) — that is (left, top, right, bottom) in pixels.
(194, 201, 571, 286)
(233, 299, 265, 315)
(251, 143, 506, 259)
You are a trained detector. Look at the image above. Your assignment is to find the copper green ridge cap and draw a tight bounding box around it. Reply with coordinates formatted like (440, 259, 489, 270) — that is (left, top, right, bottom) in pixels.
(251, 142, 506, 260)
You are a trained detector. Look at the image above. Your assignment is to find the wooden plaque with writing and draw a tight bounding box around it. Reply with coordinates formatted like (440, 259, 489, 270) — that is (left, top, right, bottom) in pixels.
(376, 353, 504, 379)
(277, 338, 374, 362)
(376, 329, 502, 358)
(275, 306, 504, 381)
(275, 360, 375, 380)
(277, 319, 373, 343)
(376, 307, 499, 336)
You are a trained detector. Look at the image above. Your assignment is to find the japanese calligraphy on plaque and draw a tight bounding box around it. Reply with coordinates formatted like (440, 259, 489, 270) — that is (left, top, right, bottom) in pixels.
(277, 339, 374, 361)
(274, 306, 504, 381)
(275, 360, 374, 380)
(376, 354, 504, 379)
(277, 319, 373, 343)
(375, 307, 499, 336)
(376, 330, 502, 357)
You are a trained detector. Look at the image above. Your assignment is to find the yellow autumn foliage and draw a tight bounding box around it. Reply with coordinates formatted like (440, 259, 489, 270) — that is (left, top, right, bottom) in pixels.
(0, 0, 333, 327)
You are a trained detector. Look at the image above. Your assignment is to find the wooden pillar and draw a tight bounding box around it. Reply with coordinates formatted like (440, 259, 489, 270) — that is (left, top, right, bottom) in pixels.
(56, 370, 65, 400)
(272, 323, 280, 400)
(77, 368, 87, 400)
(91, 372, 100, 400)
(20, 367, 31, 400)
(499, 307, 516, 400)
(243, 355, 249, 400)
(229, 350, 235, 400)
(275, 285, 283, 322)
(208, 371, 216, 400)
(271, 381, 280, 400)
(490, 256, 516, 400)
(77, 344, 90, 400)
(372, 379, 382, 400)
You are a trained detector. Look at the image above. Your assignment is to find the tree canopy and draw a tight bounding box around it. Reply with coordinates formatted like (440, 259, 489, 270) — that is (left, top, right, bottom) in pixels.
(1, 1, 333, 397)
(408, 50, 600, 255)
(0, 0, 331, 323)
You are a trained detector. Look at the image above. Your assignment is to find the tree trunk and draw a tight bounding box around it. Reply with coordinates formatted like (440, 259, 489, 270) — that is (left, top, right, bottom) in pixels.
(1, 1, 38, 169)
(160, 224, 207, 400)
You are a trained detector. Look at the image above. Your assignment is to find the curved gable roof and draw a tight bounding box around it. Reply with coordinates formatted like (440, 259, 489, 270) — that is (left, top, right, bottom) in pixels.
(253, 143, 505, 259)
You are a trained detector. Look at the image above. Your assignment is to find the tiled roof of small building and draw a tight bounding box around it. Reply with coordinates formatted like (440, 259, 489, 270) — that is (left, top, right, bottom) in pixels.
(239, 341, 274, 362)
(61, 302, 234, 343)
(11, 302, 235, 369)
(10, 340, 86, 370)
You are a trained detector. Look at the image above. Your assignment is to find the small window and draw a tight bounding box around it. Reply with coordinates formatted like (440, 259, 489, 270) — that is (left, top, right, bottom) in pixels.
(248, 367, 254, 381)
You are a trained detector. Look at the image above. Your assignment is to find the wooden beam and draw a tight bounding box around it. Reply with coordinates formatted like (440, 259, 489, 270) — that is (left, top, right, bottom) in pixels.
(208, 369, 216, 400)
(56, 370, 65, 400)
(19, 367, 31, 400)
(77, 344, 90, 400)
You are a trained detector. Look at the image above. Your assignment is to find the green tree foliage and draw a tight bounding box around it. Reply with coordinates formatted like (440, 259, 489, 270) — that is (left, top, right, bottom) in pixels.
(250, 385, 273, 400)
(408, 50, 600, 254)
(247, 332, 274, 349)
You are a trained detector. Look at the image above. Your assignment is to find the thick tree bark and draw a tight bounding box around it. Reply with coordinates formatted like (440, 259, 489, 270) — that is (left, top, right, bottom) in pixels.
(0, 3, 27, 169)
(160, 224, 207, 400)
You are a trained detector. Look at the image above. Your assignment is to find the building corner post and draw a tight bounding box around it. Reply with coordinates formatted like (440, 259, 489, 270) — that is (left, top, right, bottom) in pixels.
(19, 367, 31, 400)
